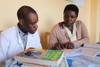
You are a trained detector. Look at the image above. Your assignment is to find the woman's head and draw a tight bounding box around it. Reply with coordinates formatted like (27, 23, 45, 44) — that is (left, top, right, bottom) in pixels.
(64, 4, 79, 17)
(63, 4, 79, 27)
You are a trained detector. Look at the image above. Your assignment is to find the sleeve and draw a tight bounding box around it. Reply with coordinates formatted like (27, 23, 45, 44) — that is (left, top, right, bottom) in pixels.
(35, 31, 42, 49)
(0, 33, 9, 63)
(49, 25, 58, 48)
(72, 21, 89, 46)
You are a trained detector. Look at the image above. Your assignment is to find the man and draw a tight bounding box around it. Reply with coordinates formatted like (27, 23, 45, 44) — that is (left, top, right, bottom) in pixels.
(0, 5, 42, 66)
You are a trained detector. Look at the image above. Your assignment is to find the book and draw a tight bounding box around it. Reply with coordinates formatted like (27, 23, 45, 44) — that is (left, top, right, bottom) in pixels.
(20, 57, 68, 67)
(65, 58, 73, 67)
(9, 61, 49, 67)
(51, 57, 69, 67)
(14, 48, 64, 66)
(20, 62, 49, 67)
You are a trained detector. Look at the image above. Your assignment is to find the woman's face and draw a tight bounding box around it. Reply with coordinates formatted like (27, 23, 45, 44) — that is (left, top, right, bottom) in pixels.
(63, 10, 77, 27)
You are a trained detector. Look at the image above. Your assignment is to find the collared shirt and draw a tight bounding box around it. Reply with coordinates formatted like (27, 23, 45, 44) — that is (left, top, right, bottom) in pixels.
(17, 26, 28, 50)
(0, 25, 42, 67)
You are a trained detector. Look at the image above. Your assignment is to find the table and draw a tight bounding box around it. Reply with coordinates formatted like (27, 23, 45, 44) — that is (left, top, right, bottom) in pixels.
(6, 44, 100, 67)
(10, 53, 100, 67)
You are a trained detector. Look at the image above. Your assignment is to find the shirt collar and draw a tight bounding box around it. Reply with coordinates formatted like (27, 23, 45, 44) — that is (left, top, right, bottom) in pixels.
(17, 24, 28, 36)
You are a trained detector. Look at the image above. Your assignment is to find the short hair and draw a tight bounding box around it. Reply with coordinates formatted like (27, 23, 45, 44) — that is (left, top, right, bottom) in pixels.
(17, 5, 37, 20)
(63, 4, 79, 17)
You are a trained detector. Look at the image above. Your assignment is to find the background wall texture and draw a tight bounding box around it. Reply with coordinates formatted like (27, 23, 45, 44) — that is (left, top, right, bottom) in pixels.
(0, 0, 99, 49)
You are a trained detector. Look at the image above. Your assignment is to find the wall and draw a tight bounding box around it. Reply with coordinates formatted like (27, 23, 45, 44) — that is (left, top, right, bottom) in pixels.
(96, 0, 100, 42)
(90, 0, 97, 43)
(90, 0, 100, 43)
(0, 0, 92, 49)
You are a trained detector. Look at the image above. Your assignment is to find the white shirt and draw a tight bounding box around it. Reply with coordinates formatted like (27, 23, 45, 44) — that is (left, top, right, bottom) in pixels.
(0, 25, 42, 67)
(18, 27, 28, 50)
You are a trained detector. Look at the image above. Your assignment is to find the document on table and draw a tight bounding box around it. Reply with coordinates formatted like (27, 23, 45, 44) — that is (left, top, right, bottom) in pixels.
(64, 46, 100, 58)
(84, 43, 100, 49)
(81, 47, 100, 58)
(64, 48, 82, 57)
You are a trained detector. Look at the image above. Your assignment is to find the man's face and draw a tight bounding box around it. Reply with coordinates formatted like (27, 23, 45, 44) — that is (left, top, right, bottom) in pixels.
(63, 10, 77, 27)
(22, 13, 38, 34)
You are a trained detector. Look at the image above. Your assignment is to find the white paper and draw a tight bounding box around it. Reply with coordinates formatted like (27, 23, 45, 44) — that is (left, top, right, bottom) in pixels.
(64, 44, 100, 58)
(84, 44, 100, 49)
(64, 48, 82, 57)
(81, 47, 100, 58)
(88, 64, 100, 67)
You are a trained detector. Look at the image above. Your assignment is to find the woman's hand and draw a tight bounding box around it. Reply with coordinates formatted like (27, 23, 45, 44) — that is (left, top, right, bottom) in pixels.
(51, 42, 64, 50)
(51, 42, 74, 50)
(64, 42, 74, 49)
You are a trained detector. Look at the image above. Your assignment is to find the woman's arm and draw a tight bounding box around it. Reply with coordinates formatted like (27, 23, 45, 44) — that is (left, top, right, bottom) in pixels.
(73, 21, 89, 47)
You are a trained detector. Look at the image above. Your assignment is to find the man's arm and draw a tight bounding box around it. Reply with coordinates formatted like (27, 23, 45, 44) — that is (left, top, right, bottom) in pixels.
(0, 33, 9, 63)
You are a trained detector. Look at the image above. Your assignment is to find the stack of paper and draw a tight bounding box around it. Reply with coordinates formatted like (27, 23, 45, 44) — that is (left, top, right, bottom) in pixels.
(84, 44, 100, 49)
(64, 44, 100, 58)
(81, 47, 100, 58)
(64, 48, 82, 57)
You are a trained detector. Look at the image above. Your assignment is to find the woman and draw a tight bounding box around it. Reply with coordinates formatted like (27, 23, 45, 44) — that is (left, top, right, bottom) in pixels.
(49, 4, 89, 50)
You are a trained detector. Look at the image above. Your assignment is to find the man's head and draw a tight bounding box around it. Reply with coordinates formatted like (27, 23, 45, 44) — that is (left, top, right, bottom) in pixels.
(63, 4, 79, 27)
(17, 5, 38, 34)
